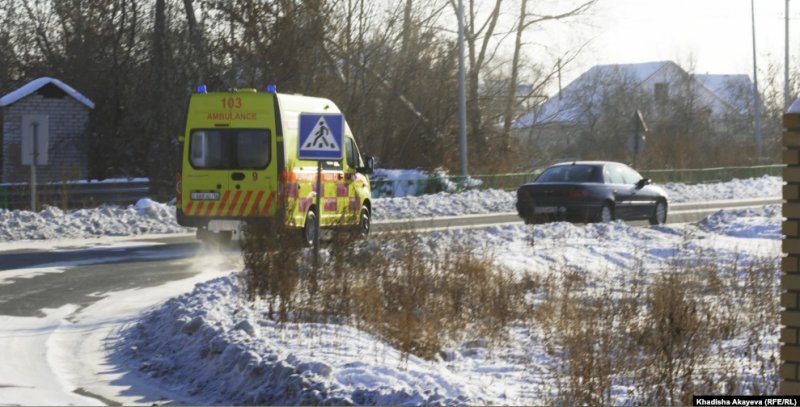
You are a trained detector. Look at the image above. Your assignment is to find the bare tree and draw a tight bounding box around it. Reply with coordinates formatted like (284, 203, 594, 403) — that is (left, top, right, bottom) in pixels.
(500, 0, 597, 152)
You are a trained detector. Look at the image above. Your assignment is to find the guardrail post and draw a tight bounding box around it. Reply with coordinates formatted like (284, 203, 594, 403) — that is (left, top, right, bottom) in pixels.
(0, 185, 6, 210)
(782, 99, 800, 393)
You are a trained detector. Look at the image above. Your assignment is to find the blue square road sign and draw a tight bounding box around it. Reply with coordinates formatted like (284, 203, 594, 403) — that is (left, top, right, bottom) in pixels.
(298, 114, 344, 161)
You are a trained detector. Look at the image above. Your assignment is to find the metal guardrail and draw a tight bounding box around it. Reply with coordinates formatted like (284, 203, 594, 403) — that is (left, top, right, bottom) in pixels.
(0, 164, 784, 209)
(640, 164, 784, 184)
(370, 164, 784, 198)
(371, 197, 783, 232)
(0, 180, 149, 211)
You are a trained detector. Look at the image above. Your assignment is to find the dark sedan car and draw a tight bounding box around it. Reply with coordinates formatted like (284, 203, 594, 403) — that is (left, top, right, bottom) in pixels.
(516, 161, 668, 225)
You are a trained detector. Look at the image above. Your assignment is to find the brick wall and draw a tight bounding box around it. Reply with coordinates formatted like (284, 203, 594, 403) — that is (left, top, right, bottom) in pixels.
(1, 94, 89, 183)
(782, 100, 800, 393)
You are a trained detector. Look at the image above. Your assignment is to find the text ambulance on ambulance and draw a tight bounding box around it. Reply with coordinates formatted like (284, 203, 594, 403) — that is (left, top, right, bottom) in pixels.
(176, 85, 374, 245)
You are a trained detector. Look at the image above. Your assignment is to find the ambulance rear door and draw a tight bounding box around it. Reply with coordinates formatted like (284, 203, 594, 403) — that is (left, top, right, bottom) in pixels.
(183, 92, 278, 220)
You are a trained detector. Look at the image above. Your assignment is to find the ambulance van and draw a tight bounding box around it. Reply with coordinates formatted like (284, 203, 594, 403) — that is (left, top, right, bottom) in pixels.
(176, 85, 374, 244)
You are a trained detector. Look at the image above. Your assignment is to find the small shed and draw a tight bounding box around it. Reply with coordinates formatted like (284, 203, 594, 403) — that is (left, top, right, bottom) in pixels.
(0, 77, 95, 183)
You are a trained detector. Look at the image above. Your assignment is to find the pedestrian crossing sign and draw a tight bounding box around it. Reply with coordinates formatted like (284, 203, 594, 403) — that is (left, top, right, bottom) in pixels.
(298, 113, 344, 160)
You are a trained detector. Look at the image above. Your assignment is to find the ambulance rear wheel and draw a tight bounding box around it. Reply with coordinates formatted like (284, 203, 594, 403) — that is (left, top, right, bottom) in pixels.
(197, 229, 232, 247)
(357, 207, 370, 237)
(303, 210, 318, 247)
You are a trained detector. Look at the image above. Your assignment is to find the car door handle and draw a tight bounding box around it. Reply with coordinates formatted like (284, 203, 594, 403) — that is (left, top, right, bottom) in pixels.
(231, 172, 245, 181)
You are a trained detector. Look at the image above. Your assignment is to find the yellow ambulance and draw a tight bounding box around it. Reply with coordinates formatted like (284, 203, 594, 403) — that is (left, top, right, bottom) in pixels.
(176, 85, 374, 244)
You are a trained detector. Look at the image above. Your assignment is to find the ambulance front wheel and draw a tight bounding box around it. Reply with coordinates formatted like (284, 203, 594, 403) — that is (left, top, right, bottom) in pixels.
(302, 210, 318, 247)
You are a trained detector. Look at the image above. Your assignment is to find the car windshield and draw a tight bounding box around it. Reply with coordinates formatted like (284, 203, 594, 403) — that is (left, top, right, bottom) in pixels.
(536, 165, 601, 183)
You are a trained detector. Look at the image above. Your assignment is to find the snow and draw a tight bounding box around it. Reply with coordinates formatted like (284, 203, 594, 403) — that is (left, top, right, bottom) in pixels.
(0, 77, 95, 109)
(113, 204, 780, 405)
(372, 175, 781, 220)
(0, 176, 781, 239)
(0, 198, 186, 242)
(0, 174, 785, 405)
(370, 168, 482, 198)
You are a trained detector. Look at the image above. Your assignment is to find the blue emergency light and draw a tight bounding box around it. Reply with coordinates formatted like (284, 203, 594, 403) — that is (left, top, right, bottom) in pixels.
(196, 84, 207, 93)
(266, 84, 277, 94)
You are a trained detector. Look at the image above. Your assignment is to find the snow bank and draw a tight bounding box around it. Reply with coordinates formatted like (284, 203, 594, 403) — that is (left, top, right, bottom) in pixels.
(663, 176, 783, 203)
(118, 274, 475, 406)
(0, 199, 186, 241)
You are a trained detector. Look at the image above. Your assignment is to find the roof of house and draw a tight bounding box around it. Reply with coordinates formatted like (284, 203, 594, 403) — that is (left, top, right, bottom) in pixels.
(694, 73, 751, 113)
(513, 61, 674, 129)
(513, 61, 750, 129)
(0, 77, 95, 109)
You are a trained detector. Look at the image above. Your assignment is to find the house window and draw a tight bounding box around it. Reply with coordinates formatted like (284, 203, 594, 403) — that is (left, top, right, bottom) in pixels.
(654, 82, 669, 104)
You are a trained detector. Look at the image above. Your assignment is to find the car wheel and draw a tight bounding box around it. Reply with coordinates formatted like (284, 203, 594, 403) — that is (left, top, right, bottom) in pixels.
(598, 202, 614, 223)
(358, 206, 370, 237)
(649, 200, 668, 225)
(302, 209, 318, 246)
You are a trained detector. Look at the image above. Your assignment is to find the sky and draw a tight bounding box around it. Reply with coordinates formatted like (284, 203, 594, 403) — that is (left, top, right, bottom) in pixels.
(551, 0, 800, 93)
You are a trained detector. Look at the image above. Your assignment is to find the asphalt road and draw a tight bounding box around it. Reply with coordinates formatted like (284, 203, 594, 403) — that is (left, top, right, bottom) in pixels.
(0, 235, 201, 317)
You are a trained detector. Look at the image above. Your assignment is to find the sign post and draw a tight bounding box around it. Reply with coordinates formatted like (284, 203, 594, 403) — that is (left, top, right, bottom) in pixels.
(297, 113, 344, 261)
(22, 115, 49, 210)
(626, 110, 648, 168)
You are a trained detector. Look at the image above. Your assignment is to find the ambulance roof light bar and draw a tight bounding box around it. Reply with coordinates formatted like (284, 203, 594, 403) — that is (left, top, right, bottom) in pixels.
(196, 84, 207, 93)
(266, 84, 277, 94)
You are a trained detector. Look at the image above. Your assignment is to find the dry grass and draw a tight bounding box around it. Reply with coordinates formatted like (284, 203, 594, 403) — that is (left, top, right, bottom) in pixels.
(240, 219, 779, 403)
(241, 217, 521, 360)
(531, 247, 779, 406)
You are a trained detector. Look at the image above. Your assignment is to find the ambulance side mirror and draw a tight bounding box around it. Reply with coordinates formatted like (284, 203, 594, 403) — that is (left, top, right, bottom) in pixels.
(178, 134, 185, 142)
(357, 156, 374, 175)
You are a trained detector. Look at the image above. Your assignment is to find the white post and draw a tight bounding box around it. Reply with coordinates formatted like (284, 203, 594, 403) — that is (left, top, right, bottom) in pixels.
(786, 0, 792, 111)
(30, 121, 38, 211)
(457, 0, 468, 177)
(314, 161, 322, 258)
(752, 0, 763, 160)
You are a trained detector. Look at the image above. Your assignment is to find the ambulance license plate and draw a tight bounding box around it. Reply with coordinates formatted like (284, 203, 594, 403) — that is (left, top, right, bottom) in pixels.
(190, 192, 220, 201)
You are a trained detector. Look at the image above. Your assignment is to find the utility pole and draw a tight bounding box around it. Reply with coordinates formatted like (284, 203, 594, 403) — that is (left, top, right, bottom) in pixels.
(457, 0, 468, 177)
(752, 0, 763, 160)
(787, 0, 792, 111)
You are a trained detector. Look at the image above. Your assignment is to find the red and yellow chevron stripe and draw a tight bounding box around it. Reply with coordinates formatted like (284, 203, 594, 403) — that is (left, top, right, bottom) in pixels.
(183, 191, 276, 217)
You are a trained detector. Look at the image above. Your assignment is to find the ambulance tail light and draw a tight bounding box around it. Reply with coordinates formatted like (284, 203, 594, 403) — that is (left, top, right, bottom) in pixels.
(278, 170, 297, 201)
(176, 172, 183, 207)
(279, 170, 297, 183)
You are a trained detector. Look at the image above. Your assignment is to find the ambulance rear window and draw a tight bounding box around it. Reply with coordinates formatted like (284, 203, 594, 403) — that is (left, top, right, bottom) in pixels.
(189, 129, 270, 169)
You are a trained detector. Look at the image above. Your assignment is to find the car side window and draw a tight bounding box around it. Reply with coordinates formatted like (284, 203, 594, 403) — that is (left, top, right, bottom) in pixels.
(605, 165, 626, 185)
(620, 166, 643, 185)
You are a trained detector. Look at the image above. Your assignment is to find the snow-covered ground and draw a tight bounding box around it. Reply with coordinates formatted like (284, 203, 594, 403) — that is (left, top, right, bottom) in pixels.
(0, 198, 185, 242)
(112, 204, 780, 405)
(0, 175, 784, 405)
(0, 176, 782, 240)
